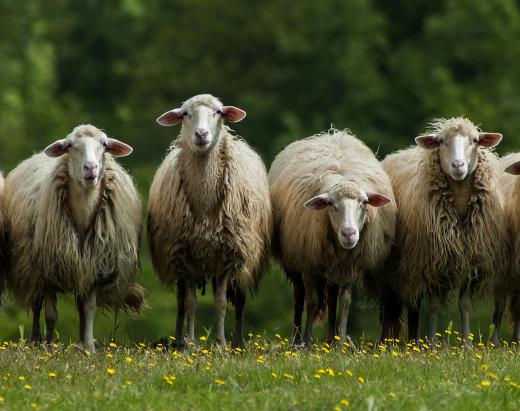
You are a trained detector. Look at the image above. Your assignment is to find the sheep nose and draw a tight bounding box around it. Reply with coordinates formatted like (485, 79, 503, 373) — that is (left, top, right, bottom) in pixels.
(341, 227, 357, 239)
(452, 160, 465, 169)
(83, 162, 99, 172)
(195, 129, 209, 139)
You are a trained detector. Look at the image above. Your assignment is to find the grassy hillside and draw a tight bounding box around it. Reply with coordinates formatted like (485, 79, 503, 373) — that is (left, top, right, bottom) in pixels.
(0, 338, 519, 410)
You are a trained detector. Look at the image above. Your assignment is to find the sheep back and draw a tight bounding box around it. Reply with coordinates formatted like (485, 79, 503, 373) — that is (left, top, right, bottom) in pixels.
(382, 146, 508, 303)
(269, 130, 396, 286)
(5, 153, 142, 309)
(148, 130, 272, 291)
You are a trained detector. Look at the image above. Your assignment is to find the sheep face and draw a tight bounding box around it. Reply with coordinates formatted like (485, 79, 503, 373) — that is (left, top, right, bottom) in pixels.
(415, 120, 502, 181)
(44, 125, 133, 188)
(156, 94, 246, 155)
(304, 184, 391, 249)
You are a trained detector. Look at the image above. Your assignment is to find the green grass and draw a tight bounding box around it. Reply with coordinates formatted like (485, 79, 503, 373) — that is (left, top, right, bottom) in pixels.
(0, 337, 519, 410)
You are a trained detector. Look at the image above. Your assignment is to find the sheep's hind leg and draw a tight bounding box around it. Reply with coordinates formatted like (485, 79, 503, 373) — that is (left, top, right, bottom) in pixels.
(76, 290, 97, 353)
(511, 292, 520, 343)
(185, 278, 197, 346)
(174, 279, 186, 349)
(214, 273, 229, 348)
(407, 299, 421, 343)
(491, 292, 506, 347)
(458, 283, 472, 347)
(44, 292, 58, 345)
(380, 291, 403, 343)
(232, 287, 246, 349)
(302, 273, 319, 348)
(291, 273, 305, 346)
(29, 297, 43, 344)
(337, 284, 352, 342)
(428, 294, 441, 342)
(326, 283, 339, 344)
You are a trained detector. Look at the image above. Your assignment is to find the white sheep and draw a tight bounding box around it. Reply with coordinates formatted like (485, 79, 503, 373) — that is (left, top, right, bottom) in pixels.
(491, 154, 520, 344)
(4, 125, 143, 352)
(269, 129, 396, 346)
(148, 94, 272, 348)
(380, 117, 507, 344)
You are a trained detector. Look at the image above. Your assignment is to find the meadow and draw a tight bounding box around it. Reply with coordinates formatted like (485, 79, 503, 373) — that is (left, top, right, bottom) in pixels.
(0, 336, 519, 410)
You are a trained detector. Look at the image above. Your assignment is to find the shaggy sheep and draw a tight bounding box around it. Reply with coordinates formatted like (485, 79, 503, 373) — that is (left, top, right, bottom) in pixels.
(491, 154, 520, 344)
(148, 94, 272, 348)
(380, 117, 507, 344)
(4, 125, 144, 352)
(269, 129, 396, 346)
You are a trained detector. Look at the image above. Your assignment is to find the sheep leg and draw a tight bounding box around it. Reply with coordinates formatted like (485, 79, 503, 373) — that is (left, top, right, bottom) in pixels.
(302, 273, 319, 347)
(326, 283, 339, 344)
(407, 300, 420, 343)
(174, 279, 186, 348)
(232, 287, 246, 349)
(337, 284, 352, 342)
(29, 297, 43, 344)
(185, 279, 197, 345)
(77, 290, 97, 353)
(511, 292, 520, 343)
(458, 284, 472, 347)
(428, 294, 441, 341)
(44, 293, 58, 344)
(292, 273, 305, 346)
(380, 291, 402, 342)
(214, 273, 229, 348)
(491, 292, 506, 346)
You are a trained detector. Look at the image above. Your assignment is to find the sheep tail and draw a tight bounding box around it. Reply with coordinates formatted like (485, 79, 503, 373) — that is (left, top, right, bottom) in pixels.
(123, 282, 146, 313)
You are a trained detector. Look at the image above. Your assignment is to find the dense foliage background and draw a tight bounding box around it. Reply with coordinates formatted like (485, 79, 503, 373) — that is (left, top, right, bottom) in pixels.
(0, 0, 519, 343)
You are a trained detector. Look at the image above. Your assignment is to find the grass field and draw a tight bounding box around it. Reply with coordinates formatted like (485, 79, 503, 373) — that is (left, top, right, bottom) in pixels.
(0, 335, 519, 411)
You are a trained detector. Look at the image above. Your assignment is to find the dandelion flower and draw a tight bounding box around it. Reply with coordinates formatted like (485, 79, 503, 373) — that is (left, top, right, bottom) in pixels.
(200, 336, 207, 342)
(109, 342, 117, 348)
(106, 368, 116, 376)
(48, 372, 57, 378)
(24, 385, 32, 390)
(357, 377, 365, 383)
(271, 373, 277, 378)
(481, 380, 491, 387)
(214, 379, 226, 385)
(341, 399, 350, 406)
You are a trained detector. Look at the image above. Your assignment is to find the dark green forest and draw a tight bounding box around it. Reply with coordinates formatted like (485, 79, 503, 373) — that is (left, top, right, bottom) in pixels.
(1, 0, 519, 343)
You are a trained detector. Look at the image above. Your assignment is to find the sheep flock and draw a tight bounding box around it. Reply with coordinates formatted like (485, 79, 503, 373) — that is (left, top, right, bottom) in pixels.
(0, 94, 519, 350)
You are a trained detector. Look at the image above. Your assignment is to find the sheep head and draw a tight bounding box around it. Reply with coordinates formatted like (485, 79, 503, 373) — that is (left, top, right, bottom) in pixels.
(156, 94, 246, 154)
(44, 124, 133, 188)
(304, 182, 391, 250)
(415, 117, 502, 181)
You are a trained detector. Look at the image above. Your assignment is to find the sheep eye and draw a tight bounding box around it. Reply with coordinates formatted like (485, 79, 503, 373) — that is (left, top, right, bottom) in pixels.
(438, 139, 444, 144)
(472, 137, 478, 143)
(182, 111, 188, 117)
(216, 109, 223, 115)
(102, 142, 109, 148)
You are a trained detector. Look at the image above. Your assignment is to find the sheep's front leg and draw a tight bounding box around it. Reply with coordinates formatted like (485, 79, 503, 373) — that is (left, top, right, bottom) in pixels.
(428, 294, 441, 341)
(232, 287, 246, 349)
(511, 292, 520, 343)
(291, 272, 305, 346)
(214, 273, 229, 348)
(407, 299, 421, 342)
(185, 278, 197, 345)
(174, 279, 186, 348)
(337, 284, 352, 342)
(44, 293, 58, 344)
(29, 297, 43, 344)
(302, 273, 319, 347)
(491, 291, 506, 346)
(458, 284, 472, 346)
(77, 290, 97, 353)
(326, 283, 339, 343)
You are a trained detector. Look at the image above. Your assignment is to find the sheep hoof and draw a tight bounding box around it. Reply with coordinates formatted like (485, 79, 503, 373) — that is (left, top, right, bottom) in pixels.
(232, 338, 245, 350)
(28, 333, 42, 345)
(75, 342, 96, 355)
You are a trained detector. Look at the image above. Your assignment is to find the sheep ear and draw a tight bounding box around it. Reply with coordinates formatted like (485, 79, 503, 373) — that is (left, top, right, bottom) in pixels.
(505, 161, 520, 175)
(478, 132, 502, 148)
(222, 106, 246, 122)
(415, 134, 439, 149)
(304, 194, 331, 211)
(106, 138, 133, 157)
(44, 139, 69, 157)
(156, 109, 184, 126)
(366, 193, 392, 207)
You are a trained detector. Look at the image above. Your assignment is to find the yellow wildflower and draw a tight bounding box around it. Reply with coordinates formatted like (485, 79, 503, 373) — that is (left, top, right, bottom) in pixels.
(48, 372, 57, 378)
(214, 379, 226, 385)
(106, 368, 116, 375)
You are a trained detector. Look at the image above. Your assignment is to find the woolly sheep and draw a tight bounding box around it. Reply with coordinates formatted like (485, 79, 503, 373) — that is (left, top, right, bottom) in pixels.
(491, 154, 520, 344)
(149, 94, 272, 348)
(4, 125, 144, 352)
(269, 130, 396, 346)
(380, 117, 507, 344)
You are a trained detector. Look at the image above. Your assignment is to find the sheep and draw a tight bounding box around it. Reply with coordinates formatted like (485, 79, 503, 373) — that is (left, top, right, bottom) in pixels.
(0, 175, 5, 301)
(269, 129, 396, 346)
(148, 94, 272, 349)
(379, 117, 507, 344)
(490, 154, 520, 344)
(4, 124, 144, 352)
